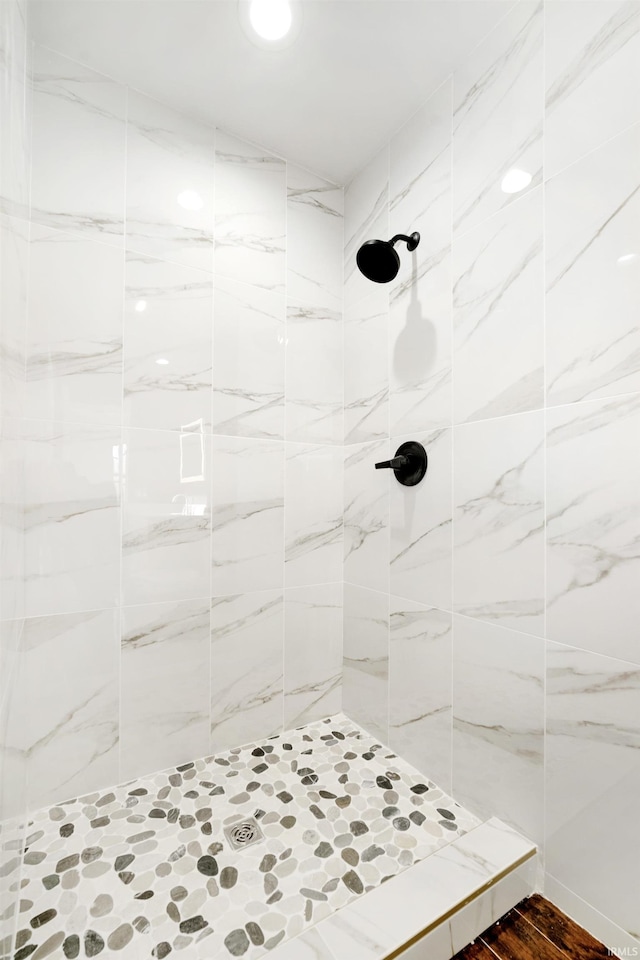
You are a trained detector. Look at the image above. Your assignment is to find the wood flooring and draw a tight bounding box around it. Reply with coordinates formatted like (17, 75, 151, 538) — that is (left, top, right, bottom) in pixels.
(452, 894, 613, 960)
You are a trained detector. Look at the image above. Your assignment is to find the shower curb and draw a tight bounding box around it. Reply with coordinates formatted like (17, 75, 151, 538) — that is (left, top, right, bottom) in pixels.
(266, 817, 537, 960)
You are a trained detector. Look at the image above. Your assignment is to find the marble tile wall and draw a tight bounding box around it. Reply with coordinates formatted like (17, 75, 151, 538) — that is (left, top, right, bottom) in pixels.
(0, 44, 345, 826)
(0, 0, 30, 955)
(342, 0, 640, 947)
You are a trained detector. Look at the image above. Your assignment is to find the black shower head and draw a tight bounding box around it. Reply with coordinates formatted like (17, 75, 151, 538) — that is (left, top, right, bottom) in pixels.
(356, 232, 420, 284)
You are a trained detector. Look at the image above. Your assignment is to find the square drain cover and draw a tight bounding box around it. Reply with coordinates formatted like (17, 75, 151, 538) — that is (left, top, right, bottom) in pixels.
(223, 817, 265, 851)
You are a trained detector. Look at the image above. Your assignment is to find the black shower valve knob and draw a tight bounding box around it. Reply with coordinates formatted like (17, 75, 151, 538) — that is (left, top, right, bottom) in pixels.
(375, 441, 428, 487)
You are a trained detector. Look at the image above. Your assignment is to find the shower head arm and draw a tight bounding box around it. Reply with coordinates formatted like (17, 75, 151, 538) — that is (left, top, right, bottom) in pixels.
(390, 232, 420, 252)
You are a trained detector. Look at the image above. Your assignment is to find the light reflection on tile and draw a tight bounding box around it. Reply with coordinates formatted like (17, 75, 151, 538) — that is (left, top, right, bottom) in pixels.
(124, 251, 213, 431)
(126, 90, 214, 271)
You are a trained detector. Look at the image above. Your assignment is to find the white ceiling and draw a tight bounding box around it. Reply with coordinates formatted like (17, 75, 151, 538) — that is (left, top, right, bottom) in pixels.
(30, 0, 510, 184)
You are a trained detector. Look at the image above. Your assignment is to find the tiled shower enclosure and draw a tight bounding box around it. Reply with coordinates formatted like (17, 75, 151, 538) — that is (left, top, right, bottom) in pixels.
(2, 0, 640, 956)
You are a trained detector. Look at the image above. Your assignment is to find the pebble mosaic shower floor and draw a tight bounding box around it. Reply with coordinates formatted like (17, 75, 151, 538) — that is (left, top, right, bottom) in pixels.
(8, 714, 481, 959)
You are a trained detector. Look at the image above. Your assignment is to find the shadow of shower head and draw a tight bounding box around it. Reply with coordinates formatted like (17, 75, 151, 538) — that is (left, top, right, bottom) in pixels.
(356, 232, 420, 283)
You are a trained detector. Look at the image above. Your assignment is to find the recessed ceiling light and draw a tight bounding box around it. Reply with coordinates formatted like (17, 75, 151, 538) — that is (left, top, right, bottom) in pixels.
(156, 358, 169, 366)
(501, 169, 532, 195)
(617, 253, 637, 264)
(177, 190, 204, 211)
(249, 0, 292, 40)
(134, 300, 147, 313)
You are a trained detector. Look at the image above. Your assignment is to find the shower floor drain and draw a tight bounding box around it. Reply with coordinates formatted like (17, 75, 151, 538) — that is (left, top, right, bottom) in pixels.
(223, 817, 265, 851)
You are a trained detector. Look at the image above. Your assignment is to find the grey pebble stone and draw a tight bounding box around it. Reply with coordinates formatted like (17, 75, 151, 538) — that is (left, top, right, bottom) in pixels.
(62, 935, 80, 959)
(80, 847, 102, 864)
(349, 821, 368, 836)
(300, 888, 327, 901)
(166, 902, 180, 923)
(106, 925, 133, 951)
(84, 930, 104, 957)
(89, 895, 113, 918)
(341, 870, 364, 895)
(392, 817, 411, 831)
(230, 792, 250, 805)
(361, 845, 385, 862)
(179, 916, 207, 934)
(259, 854, 276, 873)
(314, 842, 333, 858)
(196, 855, 218, 877)
(341, 848, 359, 866)
(224, 928, 250, 956)
(264, 932, 285, 950)
(263, 873, 278, 895)
(220, 866, 238, 889)
(245, 922, 264, 946)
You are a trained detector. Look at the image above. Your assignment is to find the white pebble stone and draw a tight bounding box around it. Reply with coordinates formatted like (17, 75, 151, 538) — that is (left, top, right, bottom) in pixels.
(260, 912, 285, 932)
(182, 888, 207, 915)
(396, 833, 416, 848)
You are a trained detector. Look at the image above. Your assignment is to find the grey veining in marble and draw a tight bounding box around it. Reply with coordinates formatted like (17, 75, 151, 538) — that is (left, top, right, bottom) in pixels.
(30, 45, 127, 243)
(210, 590, 283, 752)
(454, 412, 544, 635)
(546, 393, 640, 665)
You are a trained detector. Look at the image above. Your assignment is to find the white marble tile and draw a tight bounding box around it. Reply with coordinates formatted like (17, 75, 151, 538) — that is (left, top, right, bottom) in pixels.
(389, 246, 452, 436)
(449, 858, 536, 954)
(211, 435, 284, 595)
(23, 420, 121, 617)
(214, 129, 285, 293)
(0, 618, 27, 824)
(30, 46, 126, 244)
(391, 427, 452, 610)
(120, 598, 210, 781)
(287, 163, 343, 309)
(126, 90, 214, 271)
(124, 251, 212, 431)
(546, 641, 640, 942)
(284, 583, 342, 727)
(389, 600, 452, 791)
(0, 419, 24, 623)
(453, 187, 544, 422)
(344, 146, 389, 308)
(122, 426, 210, 605)
(453, 411, 544, 635)
(343, 584, 389, 744)
(453, 2, 543, 238)
(452, 616, 544, 846)
(546, 394, 640, 665)
(26, 224, 124, 425)
(546, 123, 640, 406)
(390, 78, 452, 271)
(546, 1, 640, 179)
(212, 276, 284, 439)
(0, 0, 29, 221)
(344, 440, 390, 593)
(285, 300, 343, 445)
(0, 215, 29, 421)
(285, 443, 342, 587)
(344, 286, 389, 444)
(9, 609, 119, 810)
(210, 590, 283, 752)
